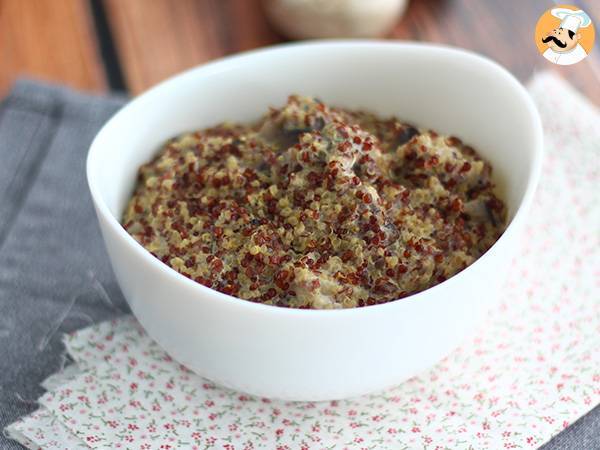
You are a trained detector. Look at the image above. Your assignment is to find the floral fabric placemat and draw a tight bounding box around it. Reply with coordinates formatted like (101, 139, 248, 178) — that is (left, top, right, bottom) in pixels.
(6, 72, 599, 449)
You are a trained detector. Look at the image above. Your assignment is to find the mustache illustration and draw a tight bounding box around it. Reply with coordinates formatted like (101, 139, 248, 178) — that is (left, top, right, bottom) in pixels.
(542, 35, 567, 48)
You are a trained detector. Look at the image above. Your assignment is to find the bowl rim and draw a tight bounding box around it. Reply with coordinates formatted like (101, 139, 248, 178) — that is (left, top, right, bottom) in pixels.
(87, 39, 544, 317)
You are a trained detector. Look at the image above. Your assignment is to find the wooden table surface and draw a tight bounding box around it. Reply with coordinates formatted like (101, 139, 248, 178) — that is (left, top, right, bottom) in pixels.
(1, 0, 599, 104)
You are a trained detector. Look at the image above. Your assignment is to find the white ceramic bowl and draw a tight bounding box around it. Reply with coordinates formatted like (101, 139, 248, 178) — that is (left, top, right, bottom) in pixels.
(87, 41, 542, 401)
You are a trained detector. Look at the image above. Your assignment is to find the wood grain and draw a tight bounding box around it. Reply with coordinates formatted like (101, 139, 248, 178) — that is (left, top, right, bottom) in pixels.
(0, 0, 106, 95)
(103, 0, 280, 94)
(1, 0, 596, 103)
(104, 0, 599, 104)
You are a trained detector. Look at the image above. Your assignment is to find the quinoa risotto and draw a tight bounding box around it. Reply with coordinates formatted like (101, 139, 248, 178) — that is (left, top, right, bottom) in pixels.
(123, 96, 507, 309)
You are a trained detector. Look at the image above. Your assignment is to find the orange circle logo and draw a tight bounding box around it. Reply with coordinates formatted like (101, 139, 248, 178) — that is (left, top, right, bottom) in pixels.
(534, 5, 595, 66)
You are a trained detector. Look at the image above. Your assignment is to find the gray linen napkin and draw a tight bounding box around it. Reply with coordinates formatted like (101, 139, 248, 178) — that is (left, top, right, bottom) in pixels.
(0, 79, 597, 449)
(0, 80, 128, 449)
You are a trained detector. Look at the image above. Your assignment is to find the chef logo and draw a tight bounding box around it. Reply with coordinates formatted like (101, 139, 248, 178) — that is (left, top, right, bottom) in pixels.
(535, 5, 595, 66)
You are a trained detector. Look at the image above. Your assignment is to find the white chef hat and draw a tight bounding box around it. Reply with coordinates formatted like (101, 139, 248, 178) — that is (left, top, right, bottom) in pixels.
(551, 8, 592, 33)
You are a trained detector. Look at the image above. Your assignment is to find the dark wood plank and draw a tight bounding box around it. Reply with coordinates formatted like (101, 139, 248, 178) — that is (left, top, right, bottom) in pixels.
(392, 0, 600, 105)
(0, 0, 107, 95)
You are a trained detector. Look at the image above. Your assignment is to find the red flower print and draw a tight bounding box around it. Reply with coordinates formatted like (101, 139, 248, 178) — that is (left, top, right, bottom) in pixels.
(276, 428, 284, 436)
(411, 426, 420, 433)
(128, 423, 139, 431)
(130, 382, 138, 390)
